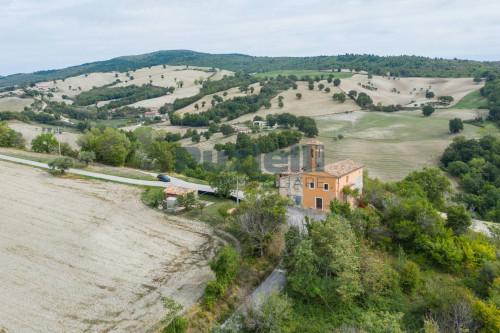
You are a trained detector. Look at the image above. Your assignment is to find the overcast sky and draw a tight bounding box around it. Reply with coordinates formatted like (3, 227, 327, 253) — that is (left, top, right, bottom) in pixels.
(1, 0, 499, 76)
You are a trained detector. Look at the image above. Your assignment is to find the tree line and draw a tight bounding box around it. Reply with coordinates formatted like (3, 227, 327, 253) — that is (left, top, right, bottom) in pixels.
(72, 83, 174, 109)
(214, 130, 302, 160)
(4, 50, 499, 88)
(170, 75, 295, 126)
(441, 135, 500, 222)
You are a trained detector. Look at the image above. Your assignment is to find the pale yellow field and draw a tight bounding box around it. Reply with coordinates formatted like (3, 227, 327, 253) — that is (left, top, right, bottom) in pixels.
(33, 65, 233, 107)
(7, 120, 80, 149)
(176, 83, 261, 116)
(0, 96, 34, 111)
(340, 74, 483, 107)
(228, 81, 359, 125)
(0, 161, 223, 332)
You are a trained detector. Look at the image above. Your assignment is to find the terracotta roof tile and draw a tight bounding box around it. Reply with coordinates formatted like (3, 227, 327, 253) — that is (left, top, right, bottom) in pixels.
(163, 186, 197, 195)
(324, 159, 364, 178)
(307, 139, 324, 145)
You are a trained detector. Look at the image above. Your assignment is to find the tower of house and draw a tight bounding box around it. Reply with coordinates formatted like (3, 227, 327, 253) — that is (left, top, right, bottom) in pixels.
(306, 140, 324, 171)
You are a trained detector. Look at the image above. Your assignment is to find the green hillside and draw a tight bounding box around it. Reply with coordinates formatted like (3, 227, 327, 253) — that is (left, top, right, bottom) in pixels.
(2, 50, 500, 88)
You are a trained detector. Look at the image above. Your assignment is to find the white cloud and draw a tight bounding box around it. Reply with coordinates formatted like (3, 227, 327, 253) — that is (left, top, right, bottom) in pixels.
(1, 0, 499, 75)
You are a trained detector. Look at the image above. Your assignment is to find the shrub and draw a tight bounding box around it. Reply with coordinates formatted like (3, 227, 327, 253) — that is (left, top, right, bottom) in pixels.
(48, 157, 74, 174)
(162, 317, 187, 333)
(472, 300, 500, 332)
(422, 105, 435, 117)
(399, 260, 421, 294)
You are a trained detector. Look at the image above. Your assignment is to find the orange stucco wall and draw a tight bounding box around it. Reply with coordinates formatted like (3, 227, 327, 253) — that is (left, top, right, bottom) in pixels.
(302, 168, 363, 211)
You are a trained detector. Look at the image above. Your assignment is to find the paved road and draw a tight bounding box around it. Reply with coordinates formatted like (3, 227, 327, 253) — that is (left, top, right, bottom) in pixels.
(0, 154, 246, 199)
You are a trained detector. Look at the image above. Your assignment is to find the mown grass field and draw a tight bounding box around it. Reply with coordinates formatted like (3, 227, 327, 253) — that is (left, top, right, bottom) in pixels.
(252, 70, 354, 79)
(312, 109, 495, 181)
(451, 88, 489, 109)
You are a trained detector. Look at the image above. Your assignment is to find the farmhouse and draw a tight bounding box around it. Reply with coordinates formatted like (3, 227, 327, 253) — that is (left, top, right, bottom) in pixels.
(143, 111, 160, 118)
(276, 140, 364, 211)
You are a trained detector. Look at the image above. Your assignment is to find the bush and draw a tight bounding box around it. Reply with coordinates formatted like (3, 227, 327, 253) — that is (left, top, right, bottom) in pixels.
(422, 105, 435, 117)
(447, 161, 469, 177)
(48, 157, 74, 174)
(446, 205, 471, 235)
(472, 299, 500, 332)
(162, 316, 187, 333)
(399, 260, 421, 294)
(449, 118, 464, 133)
(204, 280, 226, 305)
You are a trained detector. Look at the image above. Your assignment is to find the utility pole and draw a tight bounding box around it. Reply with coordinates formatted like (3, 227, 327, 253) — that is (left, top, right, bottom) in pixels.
(236, 176, 239, 205)
(57, 126, 61, 157)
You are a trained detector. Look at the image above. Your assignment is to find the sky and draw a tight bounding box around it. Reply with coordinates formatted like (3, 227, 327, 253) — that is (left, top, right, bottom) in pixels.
(1, 0, 500, 76)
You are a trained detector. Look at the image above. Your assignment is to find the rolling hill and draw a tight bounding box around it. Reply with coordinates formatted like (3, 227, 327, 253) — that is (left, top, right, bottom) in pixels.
(2, 50, 500, 88)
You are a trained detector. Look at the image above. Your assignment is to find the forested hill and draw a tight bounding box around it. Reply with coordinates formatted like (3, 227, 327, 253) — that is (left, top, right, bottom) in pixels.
(2, 49, 500, 88)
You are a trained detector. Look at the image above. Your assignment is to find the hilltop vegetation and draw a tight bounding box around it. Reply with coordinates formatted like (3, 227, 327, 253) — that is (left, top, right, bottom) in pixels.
(2, 50, 500, 88)
(441, 136, 500, 222)
(72, 83, 175, 108)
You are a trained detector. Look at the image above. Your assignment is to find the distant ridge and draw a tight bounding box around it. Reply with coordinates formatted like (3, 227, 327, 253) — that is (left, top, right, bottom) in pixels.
(1, 49, 499, 88)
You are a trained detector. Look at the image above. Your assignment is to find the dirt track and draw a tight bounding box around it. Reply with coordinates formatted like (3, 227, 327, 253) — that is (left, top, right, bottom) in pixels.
(0, 161, 223, 332)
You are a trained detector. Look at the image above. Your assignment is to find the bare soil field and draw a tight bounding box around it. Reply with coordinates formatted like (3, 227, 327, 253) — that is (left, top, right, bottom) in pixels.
(0, 96, 34, 111)
(34, 66, 232, 107)
(7, 120, 80, 149)
(340, 74, 483, 107)
(0, 161, 224, 332)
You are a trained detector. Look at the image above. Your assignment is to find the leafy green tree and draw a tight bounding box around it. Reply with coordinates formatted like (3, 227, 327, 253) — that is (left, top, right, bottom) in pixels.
(31, 133, 58, 153)
(311, 215, 362, 302)
(399, 260, 421, 294)
(449, 118, 464, 133)
(92, 128, 131, 166)
(220, 124, 235, 136)
(246, 288, 293, 333)
(333, 78, 341, 86)
(324, 87, 330, 93)
(318, 83, 325, 90)
(208, 171, 237, 198)
(426, 91, 435, 99)
(356, 92, 373, 107)
(333, 92, 346, 103)
(176, 192, 196, 210)
(48, 157, 74, 174)
(147, 141, 178, 172)
(404, 167, 452, 210)
(78, 150, 96, 166)
(438, 96, 454, 104)
(422, 105, 435, 117)
(446, 205, 472, 235)
(234, 188, 288, 256)
(348, 90, 358, 99)
(0, 121, 23, 148)
(308, 83, 314, 90)
(278, 101, 284, 108)
(296, 93, 302, 99)
(209, 245, 240, 285)
(447, 161, 469, 177)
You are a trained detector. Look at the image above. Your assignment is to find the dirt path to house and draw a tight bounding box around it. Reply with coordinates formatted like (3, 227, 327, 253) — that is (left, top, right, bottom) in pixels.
(0, 161, 228, 332)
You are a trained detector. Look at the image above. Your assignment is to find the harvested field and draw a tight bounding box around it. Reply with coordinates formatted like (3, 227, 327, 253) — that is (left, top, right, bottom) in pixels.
(312, 109, 491, 181)
(0, 96, 34, 112)
(228, 81, 359, 124)
(34, 66, 231, 107)
(7, 120, 80, 149)
(0, 161, 225, 332)
(340, 74, 483, 107)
